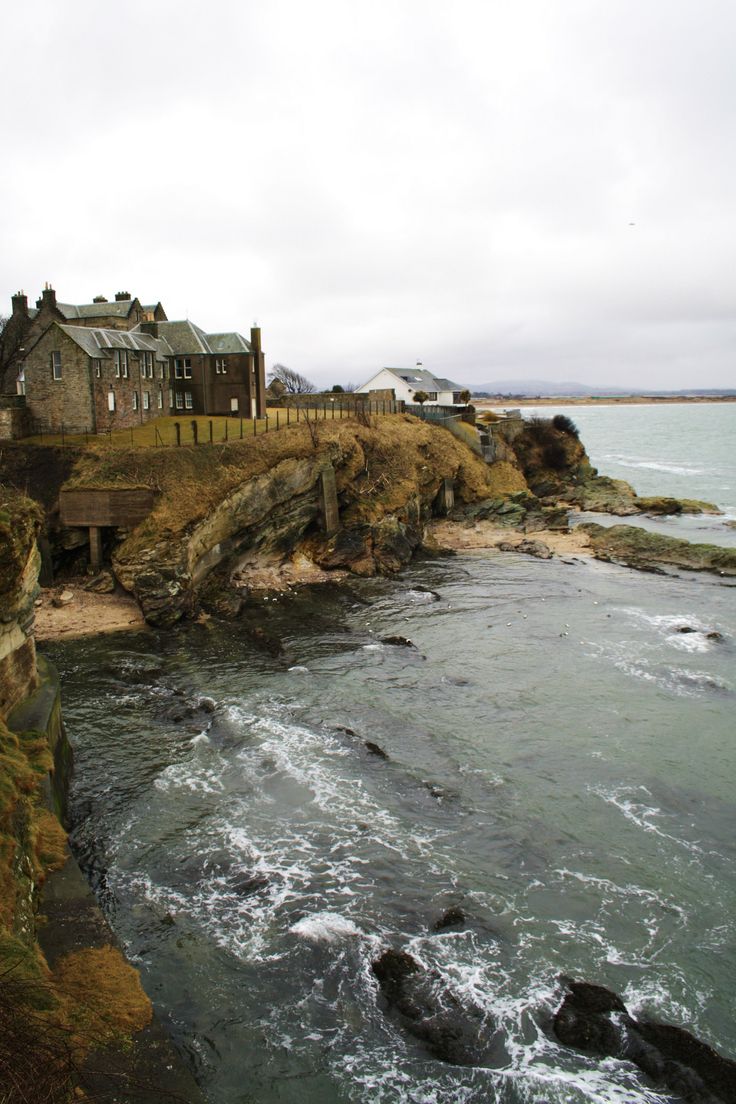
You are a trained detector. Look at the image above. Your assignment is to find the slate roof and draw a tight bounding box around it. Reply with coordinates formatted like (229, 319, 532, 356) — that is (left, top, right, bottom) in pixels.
(153, 320, 211, 355)
(207, 331, 252, 354)
(59, 325, 172, 359)
(58, 300, 136, 320)
(385, 367, 463, 391)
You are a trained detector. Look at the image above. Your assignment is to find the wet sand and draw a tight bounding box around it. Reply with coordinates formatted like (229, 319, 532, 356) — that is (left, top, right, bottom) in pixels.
(428, 519, 593, 558)
(34, 582, 146, 641)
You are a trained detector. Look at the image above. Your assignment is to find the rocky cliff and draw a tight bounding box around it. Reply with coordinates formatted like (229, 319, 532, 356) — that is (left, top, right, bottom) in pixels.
(0, 495, 42, 716)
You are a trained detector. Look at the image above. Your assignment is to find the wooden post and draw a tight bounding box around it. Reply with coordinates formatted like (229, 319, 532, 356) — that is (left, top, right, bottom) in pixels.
(175, 422, 181, 446)
(276, 411, 280, 430)
(209, 420, 213, 443)
(191, 420, 198, 445)
(253, 417, 257, 436)
(89, 526, 103, 571)
(240, 417, 243, 439)
(224, 419, 228, 441)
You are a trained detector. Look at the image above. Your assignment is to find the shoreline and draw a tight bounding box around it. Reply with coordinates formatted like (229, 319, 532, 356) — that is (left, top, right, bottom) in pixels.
(474, 396, 736, 407)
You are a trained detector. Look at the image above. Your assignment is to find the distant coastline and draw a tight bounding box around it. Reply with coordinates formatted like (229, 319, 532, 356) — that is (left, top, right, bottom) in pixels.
(475, 394, 736, 407)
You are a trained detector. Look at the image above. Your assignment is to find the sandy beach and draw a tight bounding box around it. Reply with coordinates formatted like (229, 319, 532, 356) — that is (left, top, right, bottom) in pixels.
(34, 582, 146, 642)
(428, 518, 594, 558)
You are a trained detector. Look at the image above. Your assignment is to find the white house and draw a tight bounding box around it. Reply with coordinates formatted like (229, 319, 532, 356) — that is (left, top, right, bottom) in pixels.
(355, 364, 467, 407)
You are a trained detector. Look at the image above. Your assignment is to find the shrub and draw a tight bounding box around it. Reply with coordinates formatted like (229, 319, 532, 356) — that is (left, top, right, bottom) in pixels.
(543, 441, 568, 470)
(552, 413, 579, 437)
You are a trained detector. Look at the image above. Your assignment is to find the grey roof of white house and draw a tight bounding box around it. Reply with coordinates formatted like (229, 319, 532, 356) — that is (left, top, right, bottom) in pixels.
(384, 367, 463, 391)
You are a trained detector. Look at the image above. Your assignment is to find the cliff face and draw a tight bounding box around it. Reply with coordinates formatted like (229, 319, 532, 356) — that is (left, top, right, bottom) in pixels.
(107, 417, 496, 624)
(0, 495, 42, 716)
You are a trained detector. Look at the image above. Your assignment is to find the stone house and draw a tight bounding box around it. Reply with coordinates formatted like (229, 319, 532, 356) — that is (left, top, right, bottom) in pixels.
(2, 286, 266, 433)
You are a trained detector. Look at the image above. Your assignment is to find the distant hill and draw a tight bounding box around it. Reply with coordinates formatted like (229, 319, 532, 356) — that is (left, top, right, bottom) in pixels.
(472, 380, 736, 398)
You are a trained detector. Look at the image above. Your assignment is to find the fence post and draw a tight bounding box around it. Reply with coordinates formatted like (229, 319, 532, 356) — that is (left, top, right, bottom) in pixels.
(224, 419, 228, 442)
(175, 422, 181, 446)
(287, 407, 290, 426)
(297, 406, 300, 423)
(209, 420, 213, 443)
(265, 415, 268, 433)
(240, 417, 243, 440)
(191, 420, 198, 445)
(276, 411, 280, 430)
(253, 416, 257, 437)
(130, 427, 134, 446)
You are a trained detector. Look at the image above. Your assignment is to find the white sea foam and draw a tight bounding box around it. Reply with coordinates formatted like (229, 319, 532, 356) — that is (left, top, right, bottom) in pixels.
(289, 911, 363, 942)
(609, 457, 704, 477)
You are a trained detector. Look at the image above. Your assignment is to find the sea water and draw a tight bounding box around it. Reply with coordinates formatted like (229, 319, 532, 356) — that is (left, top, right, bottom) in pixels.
(45, 403, 736, 1103)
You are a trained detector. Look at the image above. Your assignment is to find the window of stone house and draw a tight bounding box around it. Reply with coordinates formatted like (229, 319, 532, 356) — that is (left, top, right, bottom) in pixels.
(158, 362, 165, 379)
(94, 359, 102, 378)
(143, 391, 150, 410)
(175, 357, 192, 380)
(51, 351, 62, 380)
(133, 391, 139, 411)
(184, 392, 193, 409)
(108, 390, 116, 412)
(113, 349, 129, 378)
(215, 358, 228, 374)
(168, 388, 174, 408)
(175, 392, 184, 409)
(157, 389, 163, 410)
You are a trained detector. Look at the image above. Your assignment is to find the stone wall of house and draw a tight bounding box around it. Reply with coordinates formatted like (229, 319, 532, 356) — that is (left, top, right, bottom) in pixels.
(91, 353, 165, 432)
(23, 329, 94, 430)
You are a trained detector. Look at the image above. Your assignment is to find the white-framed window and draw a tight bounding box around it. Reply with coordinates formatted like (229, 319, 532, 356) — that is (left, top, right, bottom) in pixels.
(175, 392, 184, 409)
(174, 357, 192, 379)
(168, 388, 174, 408)
(157, 389, 163, 410)
(158, 362, 165, 379)
(93, 358, 102, 378)
(51, 351, 62, 380)
(215, 358, 227, 374)
(133, 391, 139, 411)
(114, 349, 129, 378)
(107, 390, 116, 412)
(184, 391, 193, 409)
(143, 391, 150, 410)
(141, 351, 153, 378)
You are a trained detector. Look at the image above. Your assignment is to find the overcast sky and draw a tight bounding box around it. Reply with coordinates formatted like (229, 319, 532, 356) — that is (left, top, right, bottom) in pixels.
(2, 1, 734, 390)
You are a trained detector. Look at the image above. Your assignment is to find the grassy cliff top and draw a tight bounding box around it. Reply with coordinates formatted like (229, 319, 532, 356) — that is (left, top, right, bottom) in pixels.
(67, 415, 502, 540)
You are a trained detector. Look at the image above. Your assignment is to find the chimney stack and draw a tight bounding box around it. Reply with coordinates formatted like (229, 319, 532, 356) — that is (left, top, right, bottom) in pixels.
(40, 284, 57, 311)
(11, 291, 28, 317)
(115, 291, 132, 301)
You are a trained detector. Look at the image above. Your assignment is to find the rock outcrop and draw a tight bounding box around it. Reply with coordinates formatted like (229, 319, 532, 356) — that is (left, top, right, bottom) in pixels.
(0, 494, 42, 716)
(554, 979, 736, 1103)
(580, 523, 736, 577)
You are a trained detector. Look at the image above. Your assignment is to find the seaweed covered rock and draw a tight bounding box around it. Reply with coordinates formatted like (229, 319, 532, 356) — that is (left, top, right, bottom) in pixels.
(554, 979, 736, 1103)
(580, 523, 736, 577)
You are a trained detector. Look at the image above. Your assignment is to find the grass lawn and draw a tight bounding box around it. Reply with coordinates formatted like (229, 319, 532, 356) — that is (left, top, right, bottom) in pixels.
(19, 406, 362, 449)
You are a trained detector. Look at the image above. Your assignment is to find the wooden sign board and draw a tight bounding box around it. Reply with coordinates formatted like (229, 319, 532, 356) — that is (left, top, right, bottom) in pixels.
(59, 488, 155, 528)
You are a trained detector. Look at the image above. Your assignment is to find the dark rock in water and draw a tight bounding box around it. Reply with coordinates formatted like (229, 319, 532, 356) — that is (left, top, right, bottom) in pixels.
(433, 906, 467, 932)
(230, 873, 269, 897)
(372, 948, 505, 1067)
(364, 740, 389, 759)
(706, 631, 723, 642)
(554, 979, 736, 1103)
(553, 981, 626, 1055)
(245, 625, 284, 656)
(198, 696, 216, 713)
(335, 725, 359, 738)
(381, 635, 417, 648)
(677, 625, 698, 634)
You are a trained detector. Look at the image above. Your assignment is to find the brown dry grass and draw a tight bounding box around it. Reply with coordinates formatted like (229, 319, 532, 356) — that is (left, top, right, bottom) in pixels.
(70, 414, 497, 545)
(53, 946, 152, 1047)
